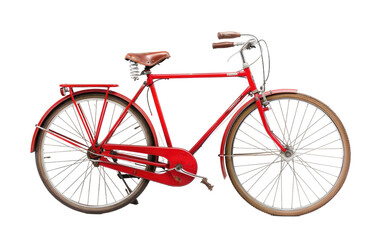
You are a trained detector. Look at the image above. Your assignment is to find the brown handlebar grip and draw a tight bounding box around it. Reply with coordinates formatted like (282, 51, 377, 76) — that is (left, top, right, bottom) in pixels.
(212, 42, 235, 49)
(217, 31, 241, 39)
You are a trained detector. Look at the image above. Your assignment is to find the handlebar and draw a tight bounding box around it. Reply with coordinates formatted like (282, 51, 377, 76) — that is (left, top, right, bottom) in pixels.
(217, 31, 241, 39)
(213, 31, 259, 49)
(212, 42, 235, 49)
(212, 32, 270, 89)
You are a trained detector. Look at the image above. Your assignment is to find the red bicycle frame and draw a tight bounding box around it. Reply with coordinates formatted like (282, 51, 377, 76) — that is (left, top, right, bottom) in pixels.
(144, 68, 286, 153)
(35, 67, 288, 187)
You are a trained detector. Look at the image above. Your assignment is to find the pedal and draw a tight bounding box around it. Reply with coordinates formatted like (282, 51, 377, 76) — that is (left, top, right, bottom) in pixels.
(201, 178, 214, 191)
(174, 164, 214, 191)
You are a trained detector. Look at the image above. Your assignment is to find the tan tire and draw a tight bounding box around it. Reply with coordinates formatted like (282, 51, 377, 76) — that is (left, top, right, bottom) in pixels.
(35, 92, 156, 214)
(225, 93, 350, 216)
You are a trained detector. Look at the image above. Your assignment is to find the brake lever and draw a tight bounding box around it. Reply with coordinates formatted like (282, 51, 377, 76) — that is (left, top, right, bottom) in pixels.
(227, 41, 257, 62)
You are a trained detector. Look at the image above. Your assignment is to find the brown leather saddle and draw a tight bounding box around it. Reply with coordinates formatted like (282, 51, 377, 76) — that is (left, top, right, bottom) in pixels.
(125, 51, 170, 67)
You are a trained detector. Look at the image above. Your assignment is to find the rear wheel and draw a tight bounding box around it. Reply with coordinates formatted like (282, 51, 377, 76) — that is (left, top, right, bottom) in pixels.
(35, 92, 156, 214)
(225, 93, 350, 216)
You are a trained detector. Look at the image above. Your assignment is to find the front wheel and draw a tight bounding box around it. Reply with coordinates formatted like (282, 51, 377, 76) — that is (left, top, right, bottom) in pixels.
(225, 93, 350, 216)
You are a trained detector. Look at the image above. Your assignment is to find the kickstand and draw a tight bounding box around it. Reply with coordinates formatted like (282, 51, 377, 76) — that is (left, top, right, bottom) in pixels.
(118, 172, 139, 205)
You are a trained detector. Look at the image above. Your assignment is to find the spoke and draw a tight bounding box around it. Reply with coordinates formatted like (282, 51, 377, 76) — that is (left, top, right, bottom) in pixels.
(65, 109, 89, 145)
(299, 130, 338, 150)
(245, 156, 280, 191)
(97, 167, 101, 205)
(288, 100, 300, 145)
(295, 152, 343, 159)
(103, 168, 125, 198)
(108, 104, 117, 133)
(235, 162, 279, 167)
(100, 167, 117, 202)
(284, 160, 320, 200)
(45, 159, 86, 164)
(264, 161, 286, 207)
(295, 157, 328, 192)
(293, 120, 332, 148)
(50, 156, 87, 181)
(293, 108, 318, 150)
(45, 135, 84, 151)
(296, 139, 341, 158)
(293, 165, 310, 205)
(238, 164, 273, 177)
(291, 103, 309, 147)
(47, 159, 86, 172)
(129, 138, 146, 145)
(238, 130, 280, 155)
(120, 129, 143, 144)
(52, 123, 85, 143)
(239, 158, 282, 185)
(271, 169, 282, 207)
(113, 122, 137, 138)
(295, 156, 338, 180)
(44, 149, 84, 154)
(87, 163, 93, 205)
(44, 144, 76, 148)
(56, 115, 87, 144)
(292, 112, 326, 149)
(291, 160, 298, 208)
(66, 164, 94, 198)
(72, 105, 88, 145)
(292, 159, 341, 169)
(284, 161, 312, 204)
(235, 138, 267, 150)
(246, 115, 272, 140)
(109, 113, 134, 139)
(62, 162, 92, 195)
(78, 161, 91, 202)
(298, 147, 343, 150)
(270, 102, 287, 142)
(255, 161, 288, 200)
(78, 103, 95, 140)
(87, 101, 96, 135)
(229, 152, 278, 157)
(103, 167, 108, 204)
(234, 146, 279, 150)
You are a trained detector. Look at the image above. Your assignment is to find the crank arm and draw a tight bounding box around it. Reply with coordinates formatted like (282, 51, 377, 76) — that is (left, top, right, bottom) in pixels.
(174, 165, 214, 191)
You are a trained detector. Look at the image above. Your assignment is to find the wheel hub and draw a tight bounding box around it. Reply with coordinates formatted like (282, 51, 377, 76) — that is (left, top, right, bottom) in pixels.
(87, 146, 101, 167)
(281, 147, 295, 162)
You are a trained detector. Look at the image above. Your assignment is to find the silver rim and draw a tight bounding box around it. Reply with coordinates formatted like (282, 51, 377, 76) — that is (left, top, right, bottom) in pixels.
(39, 96, 150, 209)
(230, 97, 345, 211)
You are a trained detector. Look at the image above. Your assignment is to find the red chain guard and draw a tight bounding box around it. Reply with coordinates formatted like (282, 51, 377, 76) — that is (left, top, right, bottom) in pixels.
(99, 144, 198, 187)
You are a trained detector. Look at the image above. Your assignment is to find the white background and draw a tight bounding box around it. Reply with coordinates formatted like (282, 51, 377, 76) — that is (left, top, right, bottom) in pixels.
(1, 0, 381, 239)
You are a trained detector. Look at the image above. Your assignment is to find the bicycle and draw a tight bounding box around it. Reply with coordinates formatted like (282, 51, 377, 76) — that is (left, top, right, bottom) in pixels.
(30, 31, 350, 216)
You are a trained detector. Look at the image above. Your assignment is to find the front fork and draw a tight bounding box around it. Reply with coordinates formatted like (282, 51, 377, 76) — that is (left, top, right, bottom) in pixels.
(254, 91, 287, 152)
